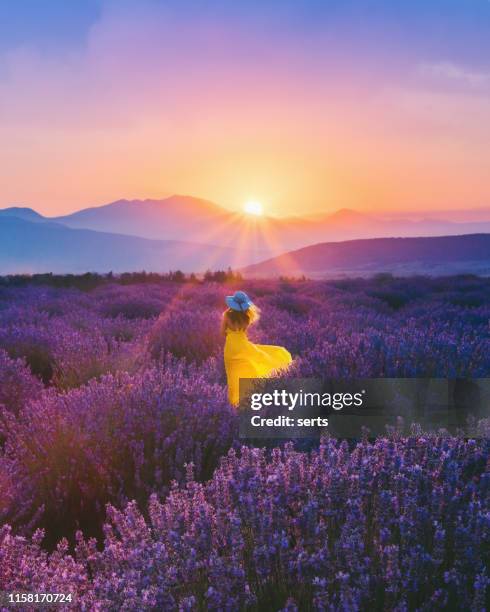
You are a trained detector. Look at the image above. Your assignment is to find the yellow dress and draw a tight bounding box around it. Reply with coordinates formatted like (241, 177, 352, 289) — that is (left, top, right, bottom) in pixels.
(224, 330, 292, 406)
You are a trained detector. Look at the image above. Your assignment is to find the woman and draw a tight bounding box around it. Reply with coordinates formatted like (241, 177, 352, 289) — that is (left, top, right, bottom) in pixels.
(222, 290, 292, 406)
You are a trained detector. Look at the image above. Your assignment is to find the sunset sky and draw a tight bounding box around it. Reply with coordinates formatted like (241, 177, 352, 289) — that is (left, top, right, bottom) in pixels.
(1, 0, 490, 217)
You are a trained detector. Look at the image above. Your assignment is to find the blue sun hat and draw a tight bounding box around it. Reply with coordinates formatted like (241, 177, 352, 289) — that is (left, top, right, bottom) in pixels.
(225, 290, 254, 312)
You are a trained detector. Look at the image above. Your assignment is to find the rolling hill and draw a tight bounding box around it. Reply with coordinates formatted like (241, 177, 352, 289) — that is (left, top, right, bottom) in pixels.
(243, 234, 490, 278)
(0, 216, 264, 274)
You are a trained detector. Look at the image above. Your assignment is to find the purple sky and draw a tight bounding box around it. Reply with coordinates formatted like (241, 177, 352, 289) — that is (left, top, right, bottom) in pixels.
(1, 0, 490, 216)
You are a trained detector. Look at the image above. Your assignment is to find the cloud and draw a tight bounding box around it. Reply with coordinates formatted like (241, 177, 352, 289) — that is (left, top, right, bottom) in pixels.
(1, 3, 490, 215)
(418, 61, 490, 88)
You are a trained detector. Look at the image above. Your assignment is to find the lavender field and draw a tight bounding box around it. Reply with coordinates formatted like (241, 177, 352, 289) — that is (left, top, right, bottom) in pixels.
(0, 275, 489, 611)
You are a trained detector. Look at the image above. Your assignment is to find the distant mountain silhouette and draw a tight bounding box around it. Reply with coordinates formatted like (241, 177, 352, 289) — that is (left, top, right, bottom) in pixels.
(45, 196, 490, 250)
(54, 196, 232, 241)
(0, 217, 263, 274)
(2, 197, 490, 273)
(243, 234, 490, 278)
(3, 196, 490, 252)
(0, 206, 46, 222)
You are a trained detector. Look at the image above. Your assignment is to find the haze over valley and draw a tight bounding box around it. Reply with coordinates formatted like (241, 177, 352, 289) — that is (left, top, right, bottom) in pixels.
(1, 196, 490, 276)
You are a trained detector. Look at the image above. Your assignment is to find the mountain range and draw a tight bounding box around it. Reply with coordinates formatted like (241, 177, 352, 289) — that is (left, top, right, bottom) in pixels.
(4, 196, 490, 250)
(242, 234, 490, 278)
(51, 199, 490, 250)
(0, 216, 263, 274)
(1, 195, 490, 276)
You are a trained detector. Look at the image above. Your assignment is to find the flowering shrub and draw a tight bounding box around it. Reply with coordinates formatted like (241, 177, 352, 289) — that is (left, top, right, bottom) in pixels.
(0, 525, 93, 607)
(0, 276, 489, 609)
(149, 307, 223, 364)
(75, 437, 488, 610)
(50, 326, 145, 390)
(0, 349, 43, 415)
(0, 290, 151, 389)
(3, 436, 487, 610)
(0, 323, 56, 383)
(1, 364, 237, 545)
(101, 298, 163, 320)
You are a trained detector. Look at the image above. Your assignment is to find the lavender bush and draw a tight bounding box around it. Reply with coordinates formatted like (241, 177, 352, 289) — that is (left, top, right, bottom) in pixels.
(0, 525, 94, 609)
(0, 349, 43, 415)
(148, 308, 223, 364)
(79, 436, 488, 610)
(0, 276, 488, 610)
(1, 436, 487, 611)
(1, 364, 236, 545)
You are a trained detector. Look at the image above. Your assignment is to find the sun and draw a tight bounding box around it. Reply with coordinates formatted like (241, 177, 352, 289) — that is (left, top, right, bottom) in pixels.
(244, 200, 264, 216)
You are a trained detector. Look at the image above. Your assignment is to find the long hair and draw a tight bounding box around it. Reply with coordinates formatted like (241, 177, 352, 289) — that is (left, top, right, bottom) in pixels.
(221, 304, 260, 335)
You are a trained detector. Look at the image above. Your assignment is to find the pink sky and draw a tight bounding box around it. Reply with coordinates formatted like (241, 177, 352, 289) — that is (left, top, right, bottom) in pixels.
(1, 1, 490, 217)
